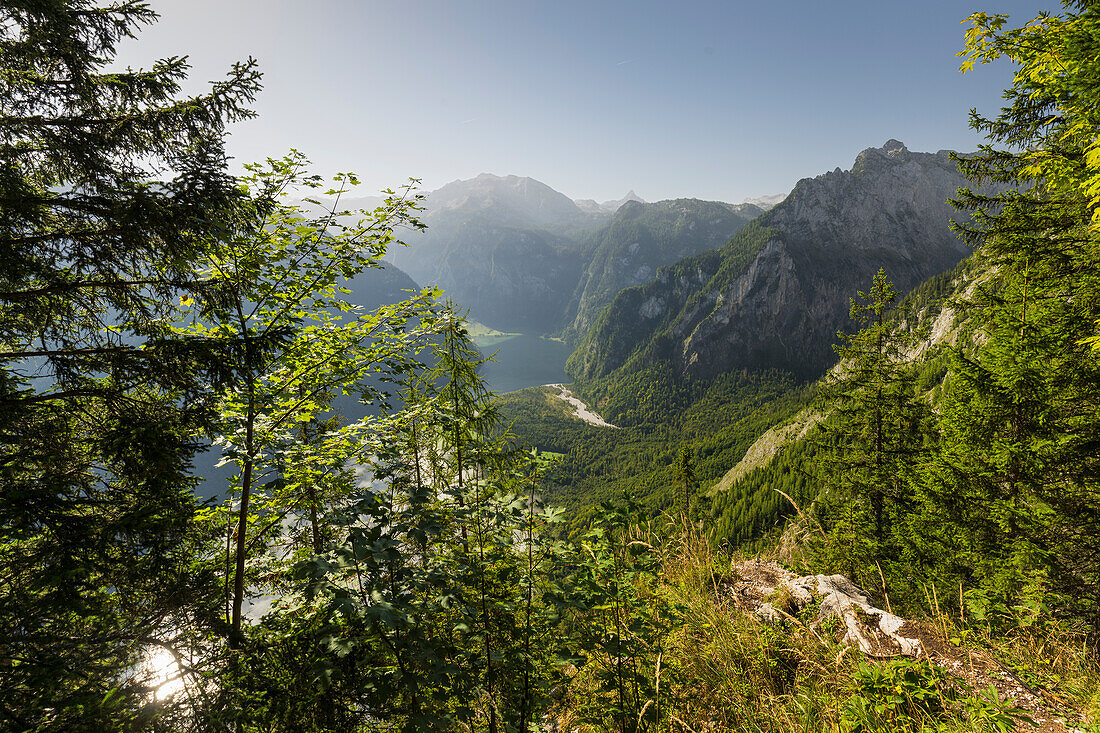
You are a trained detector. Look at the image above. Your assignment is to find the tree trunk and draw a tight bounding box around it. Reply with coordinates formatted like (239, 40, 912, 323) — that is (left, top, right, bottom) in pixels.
(230, 456, 252, 649)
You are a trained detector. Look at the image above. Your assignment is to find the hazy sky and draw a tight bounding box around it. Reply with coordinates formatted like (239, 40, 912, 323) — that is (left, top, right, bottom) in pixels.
(114, 0, 1059, 203)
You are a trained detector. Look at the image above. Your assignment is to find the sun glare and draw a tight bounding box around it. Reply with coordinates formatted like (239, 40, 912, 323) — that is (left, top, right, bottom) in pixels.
(140, 647, 187, 701)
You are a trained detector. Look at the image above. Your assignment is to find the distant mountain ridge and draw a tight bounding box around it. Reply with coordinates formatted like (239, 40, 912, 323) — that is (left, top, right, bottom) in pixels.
(426, 173, 593, 228)
(742, 193, 787, 211)
(574, 190, 647, 214)
(567, 140, 977, 385)
(381, 173, 767, 334)
(564, 198, 763, 338)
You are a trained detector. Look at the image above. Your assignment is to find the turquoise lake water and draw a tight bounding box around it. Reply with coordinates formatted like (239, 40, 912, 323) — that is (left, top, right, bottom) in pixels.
(476, 334, 570, 394)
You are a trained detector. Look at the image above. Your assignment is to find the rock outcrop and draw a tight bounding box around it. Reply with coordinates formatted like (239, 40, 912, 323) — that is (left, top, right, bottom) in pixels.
(726, 560, 1082, 732)
(727, 560, 922, 657)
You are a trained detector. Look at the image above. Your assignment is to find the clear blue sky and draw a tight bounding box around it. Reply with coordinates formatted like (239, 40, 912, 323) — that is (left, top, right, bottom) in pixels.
(114, 0, 1059, 203)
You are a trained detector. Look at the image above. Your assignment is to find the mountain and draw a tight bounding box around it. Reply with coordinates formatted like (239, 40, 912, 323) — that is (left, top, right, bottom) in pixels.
(382, 175, 763, 337)
(564, 198, 763, 339)
(346, 259, 422, 311)
(384, 174, 606, 333)
(425, 173, 593, 228)
(567, 140, 976, 385)
(601, 190, 646, 212)
(304, 177, 599, 332)
(742, 193, 787, 211)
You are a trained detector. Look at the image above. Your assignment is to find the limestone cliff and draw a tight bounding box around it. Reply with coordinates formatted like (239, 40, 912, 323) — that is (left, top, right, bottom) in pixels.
(564, 198, 762, 339)
(568, 141, 976, 382)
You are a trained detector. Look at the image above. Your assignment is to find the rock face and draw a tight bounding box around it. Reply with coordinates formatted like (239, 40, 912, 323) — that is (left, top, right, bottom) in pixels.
(568, 141, 977, 382)
(564, 198, 763, 338)
(727, 560, 922, 657)
(385, 174, 765, 336)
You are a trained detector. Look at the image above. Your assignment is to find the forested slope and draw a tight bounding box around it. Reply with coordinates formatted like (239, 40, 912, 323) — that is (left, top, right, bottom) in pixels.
(4, 2, 1100, 732)
(568, 141, 978, 389)
(564, 198, 762, 339)
(706, 256, 980, 550)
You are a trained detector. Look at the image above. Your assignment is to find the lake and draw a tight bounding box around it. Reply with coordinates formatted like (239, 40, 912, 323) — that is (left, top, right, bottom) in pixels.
(476, 334, 570, 394)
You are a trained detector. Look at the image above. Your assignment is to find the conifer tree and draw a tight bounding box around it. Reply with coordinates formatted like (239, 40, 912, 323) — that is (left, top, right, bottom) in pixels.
(935, 2, 1100, 629)
(0, 2, 259, 727)
(811, 269, 927, 585)
(676, 445, 696, 520)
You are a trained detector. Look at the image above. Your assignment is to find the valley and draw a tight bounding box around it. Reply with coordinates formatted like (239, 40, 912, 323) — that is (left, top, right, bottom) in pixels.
(379, 141, 981, 539)
(12, 3, 1100, 731)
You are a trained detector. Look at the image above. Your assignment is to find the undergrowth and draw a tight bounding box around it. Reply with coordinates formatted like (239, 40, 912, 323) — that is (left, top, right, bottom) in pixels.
(551, 515, 1100, 732)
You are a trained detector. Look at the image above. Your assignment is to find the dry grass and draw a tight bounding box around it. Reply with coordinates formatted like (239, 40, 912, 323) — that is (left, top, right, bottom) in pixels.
(551, 519, 1100, 733)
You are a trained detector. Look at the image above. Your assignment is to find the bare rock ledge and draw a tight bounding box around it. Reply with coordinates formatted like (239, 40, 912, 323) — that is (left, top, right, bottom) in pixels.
(728, 560, 921, 657)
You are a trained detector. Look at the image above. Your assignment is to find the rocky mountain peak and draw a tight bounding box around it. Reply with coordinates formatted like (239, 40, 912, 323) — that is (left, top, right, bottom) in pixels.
(850, 139, 919, 175)
(772, 140, 967, 258)
(600, 190, 646, 213)
(568, 141, 977, 383)
(426, 173, 586, 227)
(883, 138, 908, 156)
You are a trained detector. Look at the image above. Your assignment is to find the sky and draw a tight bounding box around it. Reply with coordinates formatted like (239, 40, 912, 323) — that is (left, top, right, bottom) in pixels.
(114, 0, 1061, 204)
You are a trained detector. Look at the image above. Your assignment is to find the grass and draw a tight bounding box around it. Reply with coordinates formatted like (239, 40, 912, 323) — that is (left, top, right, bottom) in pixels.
(464, 319, 522, 348)
(549, 518, 1100, 732)
(499, 384, 580, 422)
